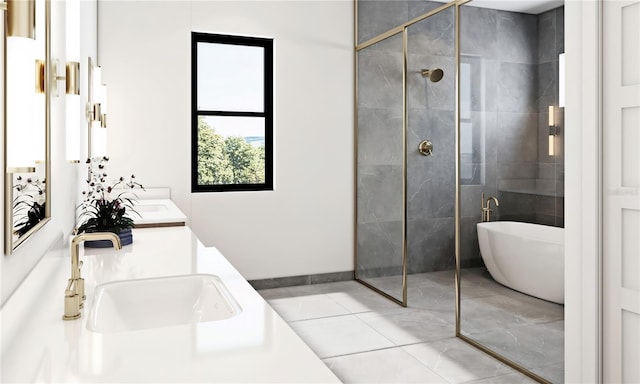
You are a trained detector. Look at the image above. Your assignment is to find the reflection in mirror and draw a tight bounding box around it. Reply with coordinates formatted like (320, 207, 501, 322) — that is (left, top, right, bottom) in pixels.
(4, 0, 50, 254)
(87, 57, 108, 158)
(458, 1, 565, 383)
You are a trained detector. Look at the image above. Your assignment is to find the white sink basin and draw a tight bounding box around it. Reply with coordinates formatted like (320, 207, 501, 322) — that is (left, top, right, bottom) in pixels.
(133, 203, 168, 213)
(87, 274, 240, 333)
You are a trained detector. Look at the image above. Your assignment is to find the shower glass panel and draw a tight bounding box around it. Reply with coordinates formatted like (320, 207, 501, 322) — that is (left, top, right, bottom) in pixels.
(356, 32, 404, 303)
(406, 7, 456, 280)
(355, 4, 456, 305)
(457, 2, 565, 383)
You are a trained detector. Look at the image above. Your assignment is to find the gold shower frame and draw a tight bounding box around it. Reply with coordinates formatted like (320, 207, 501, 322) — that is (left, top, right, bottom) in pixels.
(353, 1, 552, 383)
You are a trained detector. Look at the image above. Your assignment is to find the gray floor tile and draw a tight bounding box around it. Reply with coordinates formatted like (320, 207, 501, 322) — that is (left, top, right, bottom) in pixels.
(531, 363, 564, 384)
(268, 294, 351, 322)
(323, 347, 449, 383)
(466, 321, 564, 370)
(462, 372, 538, 384)
(259, 270, 564, 384)
(357, 309, 456, 346)
(326, 290, 406, 314)
(402, 338, 514, 384)
(290, 315, 395, 358)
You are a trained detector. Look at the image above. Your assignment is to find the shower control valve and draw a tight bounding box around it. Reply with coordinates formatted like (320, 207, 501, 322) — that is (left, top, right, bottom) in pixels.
(418, 140, 433, 156)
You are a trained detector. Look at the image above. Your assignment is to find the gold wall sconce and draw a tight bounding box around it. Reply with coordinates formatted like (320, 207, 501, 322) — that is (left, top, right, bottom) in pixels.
(51, 59, 80, 97)
(548, 105, 559, 157)
(3, 0, 36, 39)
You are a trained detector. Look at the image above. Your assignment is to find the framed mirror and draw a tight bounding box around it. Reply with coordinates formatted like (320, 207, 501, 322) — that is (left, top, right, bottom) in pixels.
(4, 0, 51, 254)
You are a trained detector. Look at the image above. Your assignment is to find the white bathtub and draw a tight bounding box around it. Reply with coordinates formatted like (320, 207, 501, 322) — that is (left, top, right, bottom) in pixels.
(477, 221, 564, 304)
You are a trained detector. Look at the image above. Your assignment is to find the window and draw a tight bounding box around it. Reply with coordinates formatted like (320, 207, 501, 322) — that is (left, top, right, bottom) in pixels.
(192, 32, 273, 192)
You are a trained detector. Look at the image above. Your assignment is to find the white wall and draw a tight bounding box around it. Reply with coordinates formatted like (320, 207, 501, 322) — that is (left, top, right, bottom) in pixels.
(98, 0, 354, 280)
(0, 1, 96, 306)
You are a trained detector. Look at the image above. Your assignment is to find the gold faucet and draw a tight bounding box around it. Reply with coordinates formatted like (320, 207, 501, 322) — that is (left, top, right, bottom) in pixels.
(63, 232, 122, 320)
(481, 192, 499, 222)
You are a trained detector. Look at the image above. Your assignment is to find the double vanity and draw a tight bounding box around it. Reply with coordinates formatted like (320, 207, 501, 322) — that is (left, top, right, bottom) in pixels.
(0, 201, 340, 383)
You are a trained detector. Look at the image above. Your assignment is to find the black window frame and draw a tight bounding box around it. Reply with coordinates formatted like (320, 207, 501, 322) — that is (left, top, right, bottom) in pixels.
(191, 32, 274, 193)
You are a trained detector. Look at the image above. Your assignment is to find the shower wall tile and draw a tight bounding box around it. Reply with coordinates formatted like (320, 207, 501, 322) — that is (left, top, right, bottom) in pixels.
(497, 112, 538, 164)
(358, 164, 403, 223)
(498, 163, 538, 180)
(497, 63, 537, 113)
(407, 161, 455, 219)
(538, 163, 555, 179)
(555, 7, 565, 54)
(407, 54, 456, 111)
(537, 9, 557, 63)
(468, 111, 498, 164)
(358, 107, 403, 166)
(358, 0, 408, 44)
(358, 45, 404, 109)
(408, 0, 450, 21)
(407, 108, 456, 164)
(537, 61, 558, 112)
(357, 220, 403, 275)
(460, 216, 483, 268)
(407, 6, 455, 58)
(407, 108, 455, 220)
(497, 11, 538, 64)
(407, 218, 455, 273)
(462, 57, 499, 113)
(460, 5, 498, 59)
(496, 191, 537, 223)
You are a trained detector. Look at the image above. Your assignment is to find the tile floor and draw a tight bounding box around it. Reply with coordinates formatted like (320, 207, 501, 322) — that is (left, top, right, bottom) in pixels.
(258, 268, 563, 383)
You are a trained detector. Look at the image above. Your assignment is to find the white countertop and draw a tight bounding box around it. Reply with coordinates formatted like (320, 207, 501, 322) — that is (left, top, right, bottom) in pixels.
(0, 227, 340, 383)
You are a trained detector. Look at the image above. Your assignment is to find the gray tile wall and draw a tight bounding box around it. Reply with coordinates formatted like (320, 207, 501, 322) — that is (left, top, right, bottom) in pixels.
(357, 2, 565, 275)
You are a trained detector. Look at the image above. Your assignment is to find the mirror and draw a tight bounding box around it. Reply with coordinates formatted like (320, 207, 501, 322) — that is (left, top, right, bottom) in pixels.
(458, 1, 565, 383)
(4, 0, 51, 254)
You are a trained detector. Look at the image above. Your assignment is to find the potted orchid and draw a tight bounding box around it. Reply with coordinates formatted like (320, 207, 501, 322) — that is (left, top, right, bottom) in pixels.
(77, 156, 144, 247)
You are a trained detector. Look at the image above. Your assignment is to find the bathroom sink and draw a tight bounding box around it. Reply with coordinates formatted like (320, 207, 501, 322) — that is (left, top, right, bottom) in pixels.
(87, 274, 240, 333)
(133, 203, 168, 213)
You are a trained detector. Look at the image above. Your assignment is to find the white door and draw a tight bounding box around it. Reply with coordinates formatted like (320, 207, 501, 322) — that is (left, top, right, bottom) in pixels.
(603, 1, 640, 382)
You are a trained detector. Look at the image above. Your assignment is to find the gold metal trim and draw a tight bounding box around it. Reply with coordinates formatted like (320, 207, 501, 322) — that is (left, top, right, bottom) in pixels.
(458, 334, 552, 384)
(6, 167, 36, 173)
(355, 1, 455, 51)
(454, 0, 462, 337)
(355, 278, 404, 307)
(44, 0, 51, 221)
(4, 0, 52, 254)
(353, 0, 359, 280)
(401, 26, 408, 307)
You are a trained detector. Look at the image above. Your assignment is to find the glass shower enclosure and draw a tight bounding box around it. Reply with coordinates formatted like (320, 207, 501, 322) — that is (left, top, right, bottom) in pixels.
(355, 3, 456, 305)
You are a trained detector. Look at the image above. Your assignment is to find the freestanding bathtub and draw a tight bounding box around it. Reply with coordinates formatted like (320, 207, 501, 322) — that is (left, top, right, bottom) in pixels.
(476, 221, 564, 304)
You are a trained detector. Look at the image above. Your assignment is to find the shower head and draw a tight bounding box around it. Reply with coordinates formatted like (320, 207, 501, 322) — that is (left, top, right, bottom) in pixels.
(421, 68, 444, 83)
